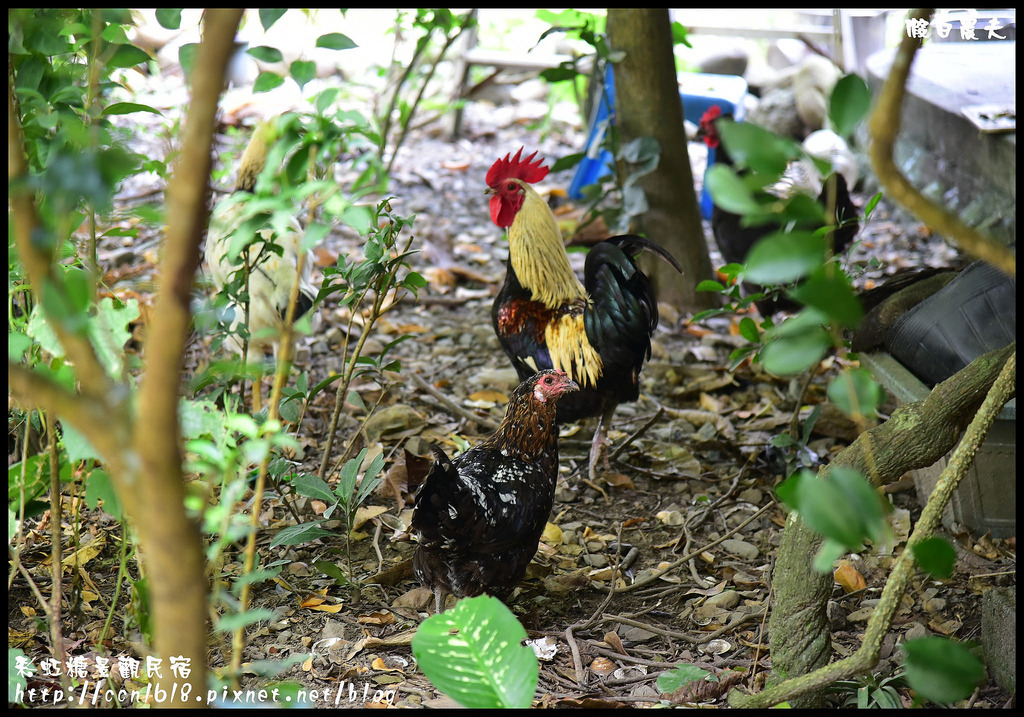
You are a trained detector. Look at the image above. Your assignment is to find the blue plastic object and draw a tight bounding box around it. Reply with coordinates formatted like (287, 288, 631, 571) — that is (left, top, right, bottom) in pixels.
(568, 66, 748, 220)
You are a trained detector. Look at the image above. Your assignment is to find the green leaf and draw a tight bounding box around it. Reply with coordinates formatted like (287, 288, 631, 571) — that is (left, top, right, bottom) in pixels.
(258, 9, 288, 31)
(215, 608, 277, 633)
(290, 474, 336, 503)
(316, 32, 357, 50)
(180, 398, 227, 442)
(8, 332, 33, 362)
(61, 422, 100, 462)
(829, 466, 889, 544)
(738, 316, 760, 343)
(705, 164, 761, 215)
(290, 60, 316, 90)
(27, 301, 65, 359)
(902, 637, 985, 704)
(88, 297, 139, 378)
(355, 451, 387, 505)
(178, 43, 199, 78)
(656, 664, 712, 694)
(791, 466, 887, 552)
(314, 560, 349, 584)
(279, 397, 302, 424)
(155, 8, 181, 29)
(83, 468, 123, 519)
(760, 325, 830, 375)
(108, 44, 152, 69)
(696, 279, 725, 293)
(269, 521, 335, 547)
(717, 119, 800, 176)
(743, 231, 825, 285)
(412, 595, 538, 708)
(775, 468, 810, 511)
(254, 71, 285, 93)
(103, 102, 163, 117)
(827, 368, 884, 420)
(829, 74, 872, 140)
(788, 267, 862, 328)
(796, 470, 865, 549)
(912, 537, 957, 579)
(9, 648, 32, 703)
(247, 45, 284, 63)
(863, 191, 883, 219)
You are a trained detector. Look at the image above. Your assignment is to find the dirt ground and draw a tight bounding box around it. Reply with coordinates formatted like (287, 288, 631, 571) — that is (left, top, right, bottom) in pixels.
(9, 40, 1016, 709)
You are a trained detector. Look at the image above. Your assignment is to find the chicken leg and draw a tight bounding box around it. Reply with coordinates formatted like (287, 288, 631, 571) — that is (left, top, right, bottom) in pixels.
(587, 402, 618, 482)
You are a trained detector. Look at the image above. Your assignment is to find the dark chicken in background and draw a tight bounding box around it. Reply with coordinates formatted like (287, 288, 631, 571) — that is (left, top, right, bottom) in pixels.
(411, 369, 579, 613)
(486, 148, 682, 482)
(698, 105, 860, 315)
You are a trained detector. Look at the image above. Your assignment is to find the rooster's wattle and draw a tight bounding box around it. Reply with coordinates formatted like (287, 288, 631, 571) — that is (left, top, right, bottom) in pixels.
(411, 369, 579, 612)
(485, 147, 682, 482)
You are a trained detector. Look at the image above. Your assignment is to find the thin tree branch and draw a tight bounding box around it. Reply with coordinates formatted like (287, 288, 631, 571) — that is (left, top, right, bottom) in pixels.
(868, 8, 1014, 278)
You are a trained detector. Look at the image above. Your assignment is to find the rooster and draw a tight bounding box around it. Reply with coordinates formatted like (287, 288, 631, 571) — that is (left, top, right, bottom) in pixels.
(411, 369, 579, 612)
(485, 147, 682, 482)
(698, 105, 859, 314)
(205, 119, 317, 409)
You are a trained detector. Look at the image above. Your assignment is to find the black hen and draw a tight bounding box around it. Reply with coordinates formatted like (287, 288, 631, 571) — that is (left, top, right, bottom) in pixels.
(698, 105, 860, 314)
(411, 369, 579, 612)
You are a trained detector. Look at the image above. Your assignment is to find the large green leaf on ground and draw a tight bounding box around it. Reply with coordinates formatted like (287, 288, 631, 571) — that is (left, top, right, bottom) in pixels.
(412, 595, 538, 708)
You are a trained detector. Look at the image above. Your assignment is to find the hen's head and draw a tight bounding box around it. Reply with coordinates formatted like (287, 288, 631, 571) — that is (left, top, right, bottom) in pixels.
(698, 105, 724, 149)
(528, 369, 579, 405)
(486, 147, 550, 228)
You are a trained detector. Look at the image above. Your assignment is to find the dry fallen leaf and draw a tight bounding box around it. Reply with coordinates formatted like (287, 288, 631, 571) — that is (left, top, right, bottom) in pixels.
(834, 562, 867, 594)
(541, 522, 563, 546)
(468, 389, 509, 404)
(603, 631, 627, 656)
(352, 505, 389, 532)
(604, 472, 635, 490)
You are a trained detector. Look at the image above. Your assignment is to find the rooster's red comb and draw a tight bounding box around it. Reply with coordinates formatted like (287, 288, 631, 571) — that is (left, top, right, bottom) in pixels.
(486, 147, 550, 187)
(700, 105, 722, 125)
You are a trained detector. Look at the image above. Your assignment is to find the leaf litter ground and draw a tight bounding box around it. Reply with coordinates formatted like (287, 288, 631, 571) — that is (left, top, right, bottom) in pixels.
(9, 76, 1014, 710)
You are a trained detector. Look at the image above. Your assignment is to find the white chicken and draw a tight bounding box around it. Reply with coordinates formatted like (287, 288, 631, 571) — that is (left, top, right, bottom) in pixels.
(205, 119, 318, 408)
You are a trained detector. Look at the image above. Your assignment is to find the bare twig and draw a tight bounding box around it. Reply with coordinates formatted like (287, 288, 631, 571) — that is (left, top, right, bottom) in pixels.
(609, 408, 664, 463)
(408, 370, 501, 432)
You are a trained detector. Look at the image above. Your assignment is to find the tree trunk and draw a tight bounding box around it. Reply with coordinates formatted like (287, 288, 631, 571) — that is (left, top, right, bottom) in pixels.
(606, 8, 714, 312)
(765, 341, 1015, 708)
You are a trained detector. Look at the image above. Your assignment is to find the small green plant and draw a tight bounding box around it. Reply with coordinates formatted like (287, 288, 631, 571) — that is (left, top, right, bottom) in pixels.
(315, 198, 427, 483)
(830, 668, 908, 709)
(272, 447, 386, 590)
(412, 595, 539, 709)
(375, 9, 476, 176)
